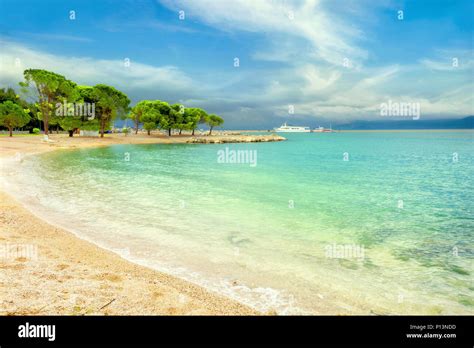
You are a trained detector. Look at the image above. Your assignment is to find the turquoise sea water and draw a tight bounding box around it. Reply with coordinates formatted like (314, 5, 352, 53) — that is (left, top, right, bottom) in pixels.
(5, 131, 474, 314)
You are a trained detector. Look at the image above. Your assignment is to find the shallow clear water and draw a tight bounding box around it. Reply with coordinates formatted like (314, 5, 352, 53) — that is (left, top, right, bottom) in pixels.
(4, 131, 474, 314)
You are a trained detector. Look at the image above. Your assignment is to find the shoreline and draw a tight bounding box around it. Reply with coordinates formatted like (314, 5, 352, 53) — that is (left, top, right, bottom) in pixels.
(0, 132, 286, 157)
(0, 134, 260, 315)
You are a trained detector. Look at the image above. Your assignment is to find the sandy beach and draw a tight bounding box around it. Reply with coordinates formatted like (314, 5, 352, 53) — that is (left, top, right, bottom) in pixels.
(0, 133, 259, 315)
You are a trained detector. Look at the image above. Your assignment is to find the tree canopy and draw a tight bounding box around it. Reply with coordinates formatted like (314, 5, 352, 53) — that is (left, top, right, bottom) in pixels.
(184, 107, 208, 135)
(207, 114, 224, 135)
(0, 88, 19, 104)
(127, 101, 223, 136)
(56, 86, 94, 136)
(130, 100, 160, 135)
(91, 84, 130, 137)
(5, 68, 224, 137)
(20, 69, 78, 135)
(0, 100, 31, 136)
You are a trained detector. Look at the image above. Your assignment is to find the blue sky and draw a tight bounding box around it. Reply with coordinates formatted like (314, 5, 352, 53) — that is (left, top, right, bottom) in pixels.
(0, 0, 472, 128)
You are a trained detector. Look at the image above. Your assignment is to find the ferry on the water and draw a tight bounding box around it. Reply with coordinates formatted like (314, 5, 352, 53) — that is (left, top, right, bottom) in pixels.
(311, 125, 334, 133)
(274, 122, 311, 133)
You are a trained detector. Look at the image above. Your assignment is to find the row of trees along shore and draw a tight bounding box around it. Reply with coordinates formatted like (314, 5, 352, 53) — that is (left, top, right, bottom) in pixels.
(0, 69, 224, 137)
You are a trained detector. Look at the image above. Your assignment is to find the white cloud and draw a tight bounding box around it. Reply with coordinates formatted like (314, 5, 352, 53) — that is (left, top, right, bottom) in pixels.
(1, 39, 470, 128)
(234, 62, 473, 122)
(13, 32, 94, 43)
(159, 0, 367, 66)
(299, 65, 342, 94)
(419, 49, 474, 71)
(0, 39, 197, 102)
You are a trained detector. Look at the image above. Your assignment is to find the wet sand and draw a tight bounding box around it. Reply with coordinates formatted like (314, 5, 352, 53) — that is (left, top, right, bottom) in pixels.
(0, 133, 259, 315)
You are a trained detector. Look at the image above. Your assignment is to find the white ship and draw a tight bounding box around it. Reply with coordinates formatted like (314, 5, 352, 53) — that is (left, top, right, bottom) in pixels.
(311, 124, 334, 133)
(274, 122, 311, 133)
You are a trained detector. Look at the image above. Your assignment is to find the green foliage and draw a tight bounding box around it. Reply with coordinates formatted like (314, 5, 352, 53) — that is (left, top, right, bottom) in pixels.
(135, 100, 172, 135)
(54, 85, 100, 136)
(0, 87, 19, 103)
(142, 122, 155, 133)
(0, 87, 38, 130)
(32, 127, 40, 134)
(11, 69, 222, 137)
(154, 101, 172, 133)
(77, 85, 97, 103)
(184, 107, 208, 134)
(130, 101, 212, 136)
(76, 85, 100, 131)
(207, 114, 224, 135)
(20, 69, 79, 134)
(169, 104, 185, 131)
(0, 101, 31, 136)
(127, 100, 223, 136)
(130, 100, 161, 135)
(91, 84, 130, 137)
(58, 115, 83, 134)
(130, 100, 152, 134)
(79, 119, 100, 131)
(128, 110, 139, 134)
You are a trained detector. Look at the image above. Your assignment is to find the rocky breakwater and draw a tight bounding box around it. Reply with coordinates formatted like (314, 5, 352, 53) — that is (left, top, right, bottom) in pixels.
(186, 134, 286, 144)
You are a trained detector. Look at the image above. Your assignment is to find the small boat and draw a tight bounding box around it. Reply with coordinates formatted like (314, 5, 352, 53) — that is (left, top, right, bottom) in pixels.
(274, 122, 311, 133)
(311, 125, 334, 133)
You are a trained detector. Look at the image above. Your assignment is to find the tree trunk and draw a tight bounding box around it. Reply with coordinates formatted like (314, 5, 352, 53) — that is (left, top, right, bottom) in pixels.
(100, 120, 105, 138)
(135, 127, 138, 134)
(44, 119, 49, 135)
(179, 129, 182, 135)
(209, 126, 213, 135)
(168, 128, 171, 136)
(42, 101, 50, 135)
(43, 97, 50, 135)
(192, 129, 195, 136)
(9, 127, 13, 137)
(147, 129, 150, 135)
(68, 130, 74, 137)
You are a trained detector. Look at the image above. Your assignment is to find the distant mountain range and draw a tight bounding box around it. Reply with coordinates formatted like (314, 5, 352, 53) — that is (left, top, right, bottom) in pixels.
(337, 116, 473, 130)
(114, 116, 474, 131)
